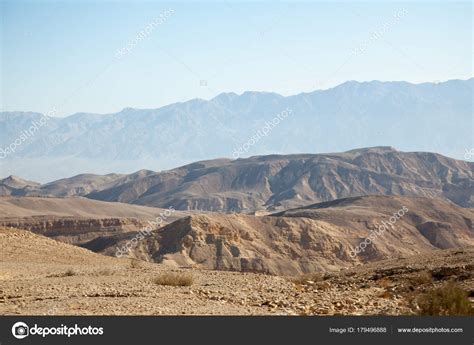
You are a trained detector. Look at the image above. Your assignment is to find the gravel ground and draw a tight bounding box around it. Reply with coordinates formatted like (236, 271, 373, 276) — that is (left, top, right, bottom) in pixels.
(0, 228, 472, 315)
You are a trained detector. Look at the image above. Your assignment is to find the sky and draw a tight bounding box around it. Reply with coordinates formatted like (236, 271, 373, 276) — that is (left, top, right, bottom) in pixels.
(1, 0, 472, 117)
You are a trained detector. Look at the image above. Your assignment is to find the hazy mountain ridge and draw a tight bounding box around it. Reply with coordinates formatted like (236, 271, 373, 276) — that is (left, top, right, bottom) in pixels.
(1, 78, 472, 182)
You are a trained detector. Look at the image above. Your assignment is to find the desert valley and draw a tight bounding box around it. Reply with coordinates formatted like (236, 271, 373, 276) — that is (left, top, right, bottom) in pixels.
(0, 147, 473, 315)
(2, 3, 473, 344)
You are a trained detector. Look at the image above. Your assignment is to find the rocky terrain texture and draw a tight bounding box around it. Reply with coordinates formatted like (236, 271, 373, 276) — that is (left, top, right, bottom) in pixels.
(0, 227, 472, 316)
(1, 217, 147, 246)
(83, 196, 474, 275)
(0, 197, 189, 245)
(1, 148, 473, 212)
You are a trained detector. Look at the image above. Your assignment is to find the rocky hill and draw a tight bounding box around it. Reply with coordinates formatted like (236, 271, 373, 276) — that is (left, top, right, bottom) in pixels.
(82, 195, 474, 275)
(2, 147, 473, 212)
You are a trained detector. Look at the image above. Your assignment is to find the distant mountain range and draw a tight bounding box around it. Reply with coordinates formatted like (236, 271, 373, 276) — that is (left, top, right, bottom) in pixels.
(1, 78, 472, 182)
(1, 147, 473, 211)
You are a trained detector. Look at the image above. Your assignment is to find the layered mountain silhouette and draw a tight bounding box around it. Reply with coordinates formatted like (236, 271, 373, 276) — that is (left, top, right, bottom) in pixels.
(1, 78, 472, 182)
(2, 147, 473, 211)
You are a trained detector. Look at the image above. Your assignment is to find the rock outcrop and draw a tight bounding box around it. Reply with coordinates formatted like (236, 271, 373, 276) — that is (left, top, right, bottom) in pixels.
(84, 195, 474, 275)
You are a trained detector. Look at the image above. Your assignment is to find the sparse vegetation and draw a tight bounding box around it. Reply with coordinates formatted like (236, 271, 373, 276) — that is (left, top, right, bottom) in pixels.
(153, 272, 193, 287)
(290, 272, 323, 286)
(416, 281, 473, 315)
(410, 271, 433, 285)
(63, 269, 76, 277)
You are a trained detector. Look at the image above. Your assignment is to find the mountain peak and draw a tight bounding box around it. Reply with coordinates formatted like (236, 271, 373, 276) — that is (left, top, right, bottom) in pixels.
(119, 107, 137, 113)
(212, 92, 239, 100)
(345, 146, 398, 154)
(1, 175, 40, 188)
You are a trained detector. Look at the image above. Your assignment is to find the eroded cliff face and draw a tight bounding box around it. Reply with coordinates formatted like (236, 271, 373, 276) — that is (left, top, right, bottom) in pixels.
(0, 217, 147, 245)
(150, 215, 360, 275)
(1, 193, 472, 276)
(84, 196, 473, 275)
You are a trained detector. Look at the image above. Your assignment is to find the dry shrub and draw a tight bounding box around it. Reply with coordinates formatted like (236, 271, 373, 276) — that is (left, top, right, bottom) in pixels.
(417, 281, 473, 315)
(63, 269, 76, 277)
(290, 272, 323, 285)
(153, 272, 193, 287)
(410, 271, 433, 285)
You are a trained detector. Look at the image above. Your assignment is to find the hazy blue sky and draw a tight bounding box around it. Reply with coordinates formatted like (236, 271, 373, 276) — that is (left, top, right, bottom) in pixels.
(1, 1, 472, 116)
